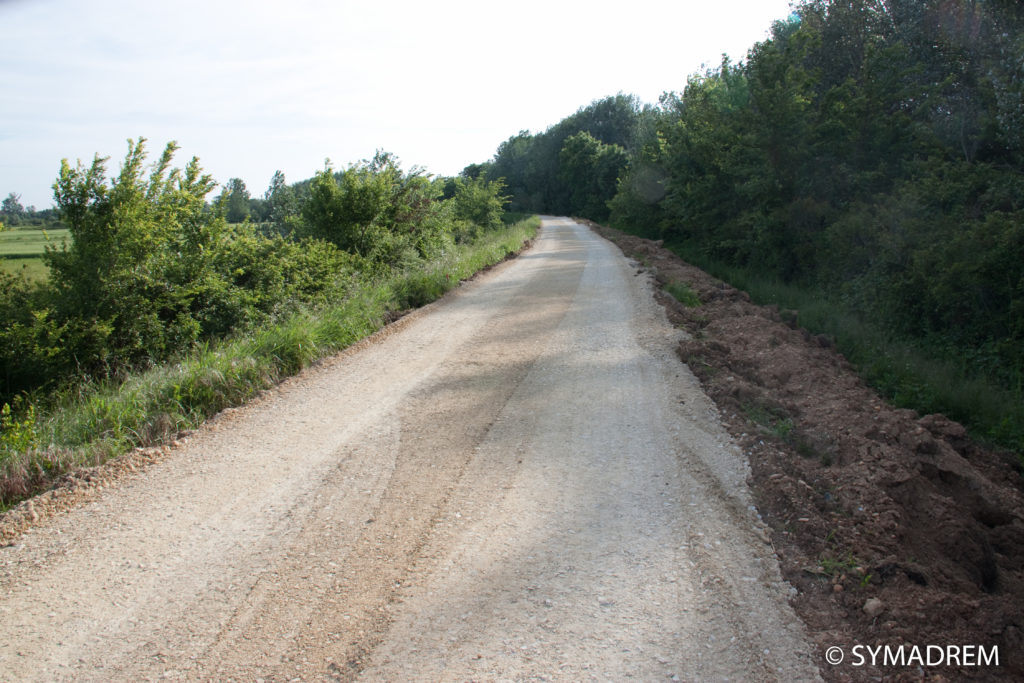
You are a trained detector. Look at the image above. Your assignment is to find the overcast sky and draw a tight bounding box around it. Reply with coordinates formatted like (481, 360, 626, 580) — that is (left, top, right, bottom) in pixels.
(1, 0, 795, 209)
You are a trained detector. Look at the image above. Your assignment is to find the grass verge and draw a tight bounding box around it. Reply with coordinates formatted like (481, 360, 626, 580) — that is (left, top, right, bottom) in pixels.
(0, 217, 539, 507)
(0, 257, 48, 281)
(663, 240, 1024, 460)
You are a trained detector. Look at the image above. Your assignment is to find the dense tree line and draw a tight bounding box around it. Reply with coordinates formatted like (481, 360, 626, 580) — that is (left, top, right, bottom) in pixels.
(479, 94, 655, 221)
(0, 192, 60, 229)
(0, 139, 508, 403)
(476, 1, 1023, 426)
(610, 0, 1024, 393)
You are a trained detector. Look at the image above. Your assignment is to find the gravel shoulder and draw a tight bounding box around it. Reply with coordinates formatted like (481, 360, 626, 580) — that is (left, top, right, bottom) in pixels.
(0, 218, 821, 681)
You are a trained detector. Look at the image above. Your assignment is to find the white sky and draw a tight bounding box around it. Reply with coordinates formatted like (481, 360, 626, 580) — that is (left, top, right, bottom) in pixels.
(1, 0, 795, 208)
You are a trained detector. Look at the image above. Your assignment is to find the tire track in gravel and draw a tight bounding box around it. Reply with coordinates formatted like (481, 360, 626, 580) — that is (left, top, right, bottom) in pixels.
(196, 228, 589, 680)
(0, 218, 821, 682)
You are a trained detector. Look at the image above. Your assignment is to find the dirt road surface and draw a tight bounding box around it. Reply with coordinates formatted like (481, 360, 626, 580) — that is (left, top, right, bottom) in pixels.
(0, 218, 821, 681)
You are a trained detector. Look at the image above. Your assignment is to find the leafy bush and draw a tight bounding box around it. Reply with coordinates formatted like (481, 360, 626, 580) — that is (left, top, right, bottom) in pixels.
(0, 270, 67, 397)
(1, 400, 38, 457)
(46, 137, 229, 370)
(1, 140, 377, 404)
(301, 151, 454, 267)
(451, 174, 508, 232)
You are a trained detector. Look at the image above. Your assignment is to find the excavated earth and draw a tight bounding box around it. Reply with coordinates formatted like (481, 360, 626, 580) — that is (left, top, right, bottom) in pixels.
(591, 221, 1024, 682)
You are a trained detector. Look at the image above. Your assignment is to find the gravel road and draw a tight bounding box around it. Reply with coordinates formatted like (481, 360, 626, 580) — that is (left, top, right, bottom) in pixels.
(0, 218, 821, 681)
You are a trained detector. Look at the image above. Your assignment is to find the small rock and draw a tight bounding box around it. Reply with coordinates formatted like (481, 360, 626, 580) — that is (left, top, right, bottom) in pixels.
(863, 597, 885, 618)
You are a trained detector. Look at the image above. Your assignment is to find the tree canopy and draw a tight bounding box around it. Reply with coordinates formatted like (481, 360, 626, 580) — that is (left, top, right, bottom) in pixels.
(603, 0, 1024, 411)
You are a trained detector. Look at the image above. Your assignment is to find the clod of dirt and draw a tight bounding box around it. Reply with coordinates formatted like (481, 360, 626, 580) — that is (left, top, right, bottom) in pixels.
(863, 598, 885, 618)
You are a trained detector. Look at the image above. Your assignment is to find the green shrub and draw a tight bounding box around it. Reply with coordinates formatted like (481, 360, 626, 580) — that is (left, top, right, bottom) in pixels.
(300, 151, 454, 266)
(664, 281, 701, 307)
(0, 401, 38, 457)
(452, 174, 508, 231)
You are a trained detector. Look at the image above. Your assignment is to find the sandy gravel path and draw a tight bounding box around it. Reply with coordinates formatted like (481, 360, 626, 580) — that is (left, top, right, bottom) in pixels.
(0, 218, 820, 681)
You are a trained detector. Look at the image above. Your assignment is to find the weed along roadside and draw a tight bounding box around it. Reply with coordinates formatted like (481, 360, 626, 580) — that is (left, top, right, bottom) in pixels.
(591, 221, 1024, 682)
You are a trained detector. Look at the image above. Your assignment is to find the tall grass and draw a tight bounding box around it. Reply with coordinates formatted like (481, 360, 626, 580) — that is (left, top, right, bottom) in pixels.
(665, 241, 1024, 460)
(0, 217, 539, 506)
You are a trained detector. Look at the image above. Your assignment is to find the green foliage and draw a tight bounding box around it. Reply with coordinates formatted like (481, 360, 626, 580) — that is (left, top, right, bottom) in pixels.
(1, 400, 39, 457)
(301, 152, 452, 266)
(200, 226, 358, 338)
(2, 135, 535, 412)
(1, 193, 24, 226)
(603, 0, 1024, 456)
(558, 131, 627, 221)
(0, 139, 366, 404)
(219, 177, 251, 223)
(664, 281, 700, 307)
(489, 94, 654, 217)
(302, 161, 386, 254)
(46, 137, 227, 370)
(262, 170, 299, 235)
(0, 266, 65, 397)
(451, 173, 508, 237)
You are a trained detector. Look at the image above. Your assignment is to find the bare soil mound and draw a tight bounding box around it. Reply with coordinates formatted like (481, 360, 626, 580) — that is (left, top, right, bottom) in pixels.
(591, 222, 1024, 682)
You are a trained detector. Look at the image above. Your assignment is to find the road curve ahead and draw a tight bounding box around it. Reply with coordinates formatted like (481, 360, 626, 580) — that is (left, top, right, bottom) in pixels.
(0, 218, 821, 681)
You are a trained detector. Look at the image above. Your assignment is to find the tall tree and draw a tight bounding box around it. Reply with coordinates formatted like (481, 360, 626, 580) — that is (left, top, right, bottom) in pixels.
(558, 131, 627, 221)
(220, 178, 251, 223)
(263, 170, 298, 234)
(1, 193, 24, 225)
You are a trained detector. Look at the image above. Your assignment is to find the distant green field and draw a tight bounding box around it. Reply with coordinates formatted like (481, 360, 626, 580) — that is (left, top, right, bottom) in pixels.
(0, 257, 49, 281)
(0, 227, 69, 257)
